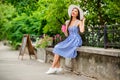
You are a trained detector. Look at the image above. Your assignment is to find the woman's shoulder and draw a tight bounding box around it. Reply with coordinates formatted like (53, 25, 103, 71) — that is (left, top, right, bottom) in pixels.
(76, 19, 81, 22)
(65, 20, 70, 24)
(76, 19, 81, 25)
(65, 20, 70, 26)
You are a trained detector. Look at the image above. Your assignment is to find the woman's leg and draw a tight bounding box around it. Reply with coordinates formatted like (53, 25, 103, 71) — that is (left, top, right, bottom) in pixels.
(51, 54, 60, 68)
(46, 54, 61, 74)
(55, 58, 60, 68)
(46, 54, 60, 74)
(52, 54, 63, 73)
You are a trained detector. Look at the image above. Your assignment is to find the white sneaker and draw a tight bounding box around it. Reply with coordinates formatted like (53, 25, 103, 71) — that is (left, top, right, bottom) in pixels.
(46, 68, 57, 74)
(56, 67, 63, 73)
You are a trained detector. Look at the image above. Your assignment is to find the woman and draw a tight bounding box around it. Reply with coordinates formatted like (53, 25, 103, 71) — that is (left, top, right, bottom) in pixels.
(46, 4, 85, 74)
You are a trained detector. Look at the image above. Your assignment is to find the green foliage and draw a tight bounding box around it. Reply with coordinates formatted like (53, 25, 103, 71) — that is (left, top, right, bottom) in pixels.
(4, 0, 38, 15)
(5, 12, 46, 49)
(35, 35, 53, 48)
(0, 0, 47, 49)
(37, 0, 83, 36)
(82, 0, 120, 25)
(0, 2, 17, 40)
(0, 0, 120, 49)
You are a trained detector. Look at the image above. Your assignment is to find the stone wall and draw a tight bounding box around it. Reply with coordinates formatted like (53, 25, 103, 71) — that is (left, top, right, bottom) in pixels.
(37, 47, 120, 80)
(76, 52, 120, 80)
(75, 47, 120, 80)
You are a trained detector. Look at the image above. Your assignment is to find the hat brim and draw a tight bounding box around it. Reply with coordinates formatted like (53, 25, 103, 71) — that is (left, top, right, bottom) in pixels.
(68, 4, 83, 20)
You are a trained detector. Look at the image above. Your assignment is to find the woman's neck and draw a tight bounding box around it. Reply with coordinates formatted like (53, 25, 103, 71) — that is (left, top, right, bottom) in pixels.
(72, 17, 77, 21)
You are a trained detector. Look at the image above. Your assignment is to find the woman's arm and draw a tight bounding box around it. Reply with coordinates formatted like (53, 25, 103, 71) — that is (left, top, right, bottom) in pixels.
(63, 20, 69, 37)
(63, 25, 68, 37)
(78, 18, 85, 33)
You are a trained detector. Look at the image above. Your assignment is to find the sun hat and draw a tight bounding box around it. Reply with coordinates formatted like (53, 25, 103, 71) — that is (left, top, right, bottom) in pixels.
(68, 4, 84, 20)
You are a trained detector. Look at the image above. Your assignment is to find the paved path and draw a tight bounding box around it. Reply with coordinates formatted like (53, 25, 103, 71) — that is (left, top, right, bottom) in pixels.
(0, 42, 96, 80)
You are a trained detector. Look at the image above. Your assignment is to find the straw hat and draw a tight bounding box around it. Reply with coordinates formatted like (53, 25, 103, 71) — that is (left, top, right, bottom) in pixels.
(68, 4, 84, 20)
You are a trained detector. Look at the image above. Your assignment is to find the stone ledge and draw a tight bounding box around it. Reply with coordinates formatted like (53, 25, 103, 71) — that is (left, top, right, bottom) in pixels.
(44, 46, 120, 80)
(45, 48, 53, 52)
(77, 46, 120, 57)
(46, 46, 120, 57)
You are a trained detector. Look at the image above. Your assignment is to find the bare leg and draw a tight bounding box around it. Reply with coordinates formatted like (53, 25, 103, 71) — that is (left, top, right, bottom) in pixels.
(55, 58, 60, 68)
(46, 54, 62, 74)
(51, 54, 60, 68)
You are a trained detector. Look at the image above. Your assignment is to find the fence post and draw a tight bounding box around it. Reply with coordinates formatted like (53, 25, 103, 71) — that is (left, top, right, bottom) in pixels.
(104, 25, 107, 48)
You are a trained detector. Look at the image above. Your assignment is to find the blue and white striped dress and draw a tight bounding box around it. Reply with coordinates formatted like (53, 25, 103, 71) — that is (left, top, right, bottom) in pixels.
(53, 20, 82, 58)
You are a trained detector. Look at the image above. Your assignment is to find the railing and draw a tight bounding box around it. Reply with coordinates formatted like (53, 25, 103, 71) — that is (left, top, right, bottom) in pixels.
(31, 24, 120, 49)
(82, 24, 120, 49)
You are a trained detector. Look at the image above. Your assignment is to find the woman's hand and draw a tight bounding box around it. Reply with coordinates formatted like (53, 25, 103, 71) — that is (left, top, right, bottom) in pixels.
(61, 24, 68, 37)
(61, 25, 66, 32)
(81, 17, 85, 22)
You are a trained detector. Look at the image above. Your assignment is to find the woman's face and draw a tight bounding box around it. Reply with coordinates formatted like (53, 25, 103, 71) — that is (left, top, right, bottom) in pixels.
(71, 8, 78, 18)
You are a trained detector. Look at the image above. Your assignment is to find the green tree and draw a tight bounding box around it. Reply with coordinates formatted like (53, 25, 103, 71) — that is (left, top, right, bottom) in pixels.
(0, 1, 17, 40)
(81, 0, 120, 25)
(0, 0, 119, 49)
(4, 0, 38, 15)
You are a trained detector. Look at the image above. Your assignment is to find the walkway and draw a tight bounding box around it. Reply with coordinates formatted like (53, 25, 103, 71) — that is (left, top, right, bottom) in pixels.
(0, 42, 96, 80)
